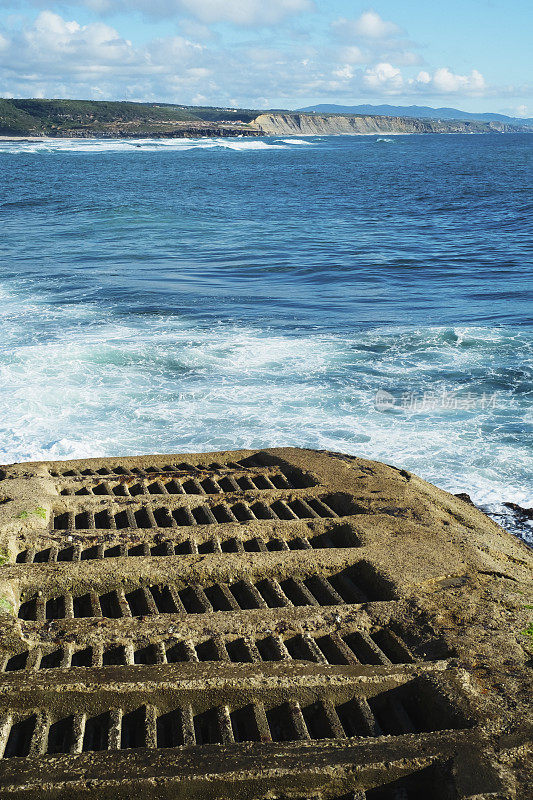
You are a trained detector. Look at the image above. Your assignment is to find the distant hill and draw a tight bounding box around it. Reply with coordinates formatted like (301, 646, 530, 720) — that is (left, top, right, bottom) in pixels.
(298, 104, 533, 127)
(1, 97, 531, 139)
(0, 98, 260, 137)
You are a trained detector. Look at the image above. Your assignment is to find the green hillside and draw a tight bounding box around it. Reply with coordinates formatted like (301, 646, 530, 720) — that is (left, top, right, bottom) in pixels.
(0, 98, 259, 136)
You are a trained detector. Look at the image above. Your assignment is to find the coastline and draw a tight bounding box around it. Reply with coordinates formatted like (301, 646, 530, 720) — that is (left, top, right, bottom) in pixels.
(2, 130, 530, 142)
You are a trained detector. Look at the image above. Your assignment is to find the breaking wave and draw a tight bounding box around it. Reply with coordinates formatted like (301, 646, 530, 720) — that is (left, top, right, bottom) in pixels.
(0, 279, 531, 543)
(0, 136, 308, 155)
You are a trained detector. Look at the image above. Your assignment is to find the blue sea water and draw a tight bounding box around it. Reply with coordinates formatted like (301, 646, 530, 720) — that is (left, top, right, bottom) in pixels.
(0, 133, 531, 542)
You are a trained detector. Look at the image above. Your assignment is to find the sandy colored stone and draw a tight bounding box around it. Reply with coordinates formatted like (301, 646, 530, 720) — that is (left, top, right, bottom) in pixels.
(0, 447, 530, 798)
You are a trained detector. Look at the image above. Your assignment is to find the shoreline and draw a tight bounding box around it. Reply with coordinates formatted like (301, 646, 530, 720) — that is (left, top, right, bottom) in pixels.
(2, 130, 531, 142)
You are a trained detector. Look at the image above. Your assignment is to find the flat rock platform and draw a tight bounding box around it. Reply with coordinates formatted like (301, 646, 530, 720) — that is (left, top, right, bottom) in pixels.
(0, 448, 530, 799)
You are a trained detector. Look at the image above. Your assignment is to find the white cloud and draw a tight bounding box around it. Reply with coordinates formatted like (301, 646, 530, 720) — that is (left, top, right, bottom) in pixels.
(352, 10, 401, 39)
(387, 49, 420, 67)
(338, 45, 365, 65)
(431, 67, 486, 94)
(363, 62, 403, 92)
(416, 70, 431, 84)
(15, 0, 316, 26)
(331, 11, 402, 42)
(327, 61, 490, 99)
(331, 10, 417, 72)
(174, 0, 315, 25)
(0, 10, 520, 107)
(18, 11, 137, 70)
(333, 64, 354, 80)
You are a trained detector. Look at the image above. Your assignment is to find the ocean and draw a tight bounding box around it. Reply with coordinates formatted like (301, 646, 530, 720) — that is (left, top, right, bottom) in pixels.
(0, 133, 531, 543)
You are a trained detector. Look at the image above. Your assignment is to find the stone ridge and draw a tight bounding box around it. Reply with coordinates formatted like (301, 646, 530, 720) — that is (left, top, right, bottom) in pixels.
(0, 447, 530, 799)
(253, 112, 529, 135)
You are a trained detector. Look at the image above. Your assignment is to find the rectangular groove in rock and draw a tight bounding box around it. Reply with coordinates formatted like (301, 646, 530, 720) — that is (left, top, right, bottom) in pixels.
(5, 651, 29, 672)
(82, 712, 111, 752)
(3, 715, 37, 758)
(121, 708, 146, 749)
(50, 492, 355, 533)
(230, 704, 262, 742)
(300, 701, 337, 740)
(371, 628, 414, 664)
(32, 548, 51, 563)
(72, 594, 92, 618)
(1, 623, 427, 674)
(71, 648, 92, 667)
(256, 636, 286, 662)
(39, 649, 63, 669)
(102, 647, 127, 666)
(47, 716, 74, 754)
(193, 709, 223, 745)
(343, 632, 388, 665)
(370, 682, 470, 735)
(156, 710, 184, 748)
(0, 683, 471, 762)
(45, 596, 65, 620)
(125, 589, 151, 617)
(335, 698, 379, 738)
(99, 591, 122, 618)
(279, 578, 319, 606)
(284, 635, 323, 663)
(265, 703, 301, 742)
(225, 638, 254, 663)
(228, 580, 265, 610)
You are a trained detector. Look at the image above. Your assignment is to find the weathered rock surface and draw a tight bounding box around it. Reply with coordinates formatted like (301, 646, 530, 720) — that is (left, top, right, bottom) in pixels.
(254, 112, 526, 136)
(0, 448, 530, 798)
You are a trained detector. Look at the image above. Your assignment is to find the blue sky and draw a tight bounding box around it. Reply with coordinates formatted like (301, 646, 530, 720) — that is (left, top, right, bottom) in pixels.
(0, 0, 531, 114)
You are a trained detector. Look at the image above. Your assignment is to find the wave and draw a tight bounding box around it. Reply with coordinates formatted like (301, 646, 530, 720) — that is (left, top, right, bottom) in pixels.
(0, 136, 293, 155)
(278, 139, 313, 145)
(0, 281, 531, 544)
(216, 140, 287, 150)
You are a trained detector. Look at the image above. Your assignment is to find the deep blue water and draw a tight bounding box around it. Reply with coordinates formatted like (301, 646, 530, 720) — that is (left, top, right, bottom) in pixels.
(0, 133, 531, 541)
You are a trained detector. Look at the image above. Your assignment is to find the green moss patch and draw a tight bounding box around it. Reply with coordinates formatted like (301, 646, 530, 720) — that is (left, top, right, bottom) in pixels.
(0, 595, 14, 615)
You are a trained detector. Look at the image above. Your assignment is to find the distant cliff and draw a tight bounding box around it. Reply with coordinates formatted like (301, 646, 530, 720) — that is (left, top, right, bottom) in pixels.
(254, 112, 526, 136)
(2, 99, 529, 139)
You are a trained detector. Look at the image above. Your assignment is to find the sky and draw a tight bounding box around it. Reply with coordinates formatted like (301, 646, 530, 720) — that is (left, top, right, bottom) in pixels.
(0, 1, 531, 115)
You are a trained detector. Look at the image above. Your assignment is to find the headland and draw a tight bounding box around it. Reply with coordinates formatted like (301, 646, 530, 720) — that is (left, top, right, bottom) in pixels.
(1, 98, 532, 139)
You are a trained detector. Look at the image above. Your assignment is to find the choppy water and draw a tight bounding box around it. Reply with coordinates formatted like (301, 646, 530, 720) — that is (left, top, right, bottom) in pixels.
(1, 133, 531, 542)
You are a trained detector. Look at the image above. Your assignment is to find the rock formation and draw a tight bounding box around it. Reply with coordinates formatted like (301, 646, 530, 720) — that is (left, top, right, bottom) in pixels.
(0, 448, 530, 798)
(254, 112, 525, 136)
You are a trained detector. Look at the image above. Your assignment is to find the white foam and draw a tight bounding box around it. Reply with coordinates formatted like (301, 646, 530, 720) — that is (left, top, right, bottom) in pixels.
(217, 140, 287, 150)
(0, 281, 530, 524)
(0, 136, 288, 154)
(278, 139, 313, 145)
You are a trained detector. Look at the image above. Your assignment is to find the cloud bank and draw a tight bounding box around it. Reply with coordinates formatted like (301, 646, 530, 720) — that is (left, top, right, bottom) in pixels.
(0, 8, 526, 107)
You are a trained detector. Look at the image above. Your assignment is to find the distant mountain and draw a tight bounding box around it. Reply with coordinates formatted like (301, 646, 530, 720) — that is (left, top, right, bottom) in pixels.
(297, 104, 533, 126)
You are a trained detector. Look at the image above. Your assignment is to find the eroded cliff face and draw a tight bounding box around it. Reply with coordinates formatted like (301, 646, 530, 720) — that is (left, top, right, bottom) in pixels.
(254, 112, 515, 136)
